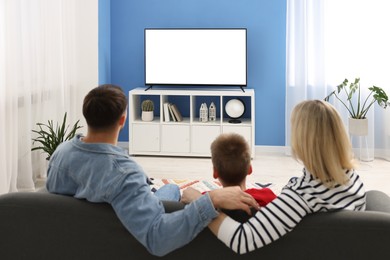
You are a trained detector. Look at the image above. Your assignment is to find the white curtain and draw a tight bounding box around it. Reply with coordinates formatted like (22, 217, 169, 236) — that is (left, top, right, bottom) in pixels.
(0, 0, 98, 195)
(286, 0, 390, 161)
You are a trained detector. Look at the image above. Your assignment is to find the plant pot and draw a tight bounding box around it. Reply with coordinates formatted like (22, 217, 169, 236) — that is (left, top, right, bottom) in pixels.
(39, 159, 49, 179)
(141, 111, 154, 121)
(348, 118, 368, 136)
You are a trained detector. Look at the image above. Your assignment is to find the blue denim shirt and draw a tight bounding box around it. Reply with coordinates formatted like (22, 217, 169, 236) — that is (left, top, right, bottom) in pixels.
(46, 134, 218, 256)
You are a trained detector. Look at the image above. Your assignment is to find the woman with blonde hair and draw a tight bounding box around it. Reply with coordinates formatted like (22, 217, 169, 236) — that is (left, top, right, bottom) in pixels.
(198, 100, 366, 254)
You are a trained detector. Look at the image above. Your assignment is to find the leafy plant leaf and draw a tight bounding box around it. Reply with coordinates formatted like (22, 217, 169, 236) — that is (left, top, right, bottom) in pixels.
(324, 78, 389, 119)
(31, 112, 82, 160)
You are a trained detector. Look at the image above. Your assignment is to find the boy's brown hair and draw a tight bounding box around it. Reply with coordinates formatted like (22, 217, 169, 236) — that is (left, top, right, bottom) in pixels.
(211, 133, 251, 186)
(82, 84, 127, 130)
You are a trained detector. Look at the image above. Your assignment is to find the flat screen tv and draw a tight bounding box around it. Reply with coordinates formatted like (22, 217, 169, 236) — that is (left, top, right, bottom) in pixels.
(144, 28, 247, 88)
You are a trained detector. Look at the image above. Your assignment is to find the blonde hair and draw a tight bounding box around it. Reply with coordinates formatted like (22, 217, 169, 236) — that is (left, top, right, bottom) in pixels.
(291, 100, 354, 186)
(211, 133, 251, 186)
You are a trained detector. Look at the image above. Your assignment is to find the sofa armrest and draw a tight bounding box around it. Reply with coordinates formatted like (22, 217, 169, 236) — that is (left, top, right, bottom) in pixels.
(366, 190, 390, 213)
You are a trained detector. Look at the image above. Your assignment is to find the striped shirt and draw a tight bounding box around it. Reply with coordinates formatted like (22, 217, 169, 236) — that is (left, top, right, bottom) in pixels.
(217, 168, 366, 254)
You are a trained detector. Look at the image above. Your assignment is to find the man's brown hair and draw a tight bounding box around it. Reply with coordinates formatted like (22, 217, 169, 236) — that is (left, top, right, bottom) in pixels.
(211, 133, 251, 186)
(82, 84, 127, 130)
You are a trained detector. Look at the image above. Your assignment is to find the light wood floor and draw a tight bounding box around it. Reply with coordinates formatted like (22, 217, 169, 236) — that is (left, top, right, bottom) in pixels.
(132, 152, 390, 196)
(35, 151, 390, 196)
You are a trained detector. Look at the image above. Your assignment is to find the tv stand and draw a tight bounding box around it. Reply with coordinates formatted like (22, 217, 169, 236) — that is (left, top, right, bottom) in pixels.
(144, 85, 153, 91)
(129, 88, 255, 158)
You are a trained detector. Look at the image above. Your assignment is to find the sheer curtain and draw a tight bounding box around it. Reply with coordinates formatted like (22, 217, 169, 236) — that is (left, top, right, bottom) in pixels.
(285, 0, 327, 155)
(286, 0, 390, 160)
(0, 0, 97, 195)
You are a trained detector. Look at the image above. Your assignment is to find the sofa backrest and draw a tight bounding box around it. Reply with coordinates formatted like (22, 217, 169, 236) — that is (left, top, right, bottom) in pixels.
(1, 191, 390, 259)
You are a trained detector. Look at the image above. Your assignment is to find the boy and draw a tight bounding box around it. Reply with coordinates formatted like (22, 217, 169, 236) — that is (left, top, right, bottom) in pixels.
(182, 133, 276, 222)
(210, 133, 276, 207)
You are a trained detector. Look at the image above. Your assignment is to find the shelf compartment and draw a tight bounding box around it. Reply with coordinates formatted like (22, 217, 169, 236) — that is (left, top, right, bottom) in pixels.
(191, 95, 221, 123)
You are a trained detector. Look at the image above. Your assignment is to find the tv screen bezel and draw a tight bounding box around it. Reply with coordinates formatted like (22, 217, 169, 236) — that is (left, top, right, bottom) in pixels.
(144, 28, 247, 87)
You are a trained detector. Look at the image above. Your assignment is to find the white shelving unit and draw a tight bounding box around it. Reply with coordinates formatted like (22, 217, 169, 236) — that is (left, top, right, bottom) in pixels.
(129, 88, 255, 157)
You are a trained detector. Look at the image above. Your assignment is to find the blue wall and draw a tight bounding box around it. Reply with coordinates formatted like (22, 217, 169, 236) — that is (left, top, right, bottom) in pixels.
(98, 0, 111, 84)
(99, 0, 286, 146)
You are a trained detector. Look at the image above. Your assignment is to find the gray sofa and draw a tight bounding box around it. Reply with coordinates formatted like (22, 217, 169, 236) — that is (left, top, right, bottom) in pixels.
(1, 190, 390, 260)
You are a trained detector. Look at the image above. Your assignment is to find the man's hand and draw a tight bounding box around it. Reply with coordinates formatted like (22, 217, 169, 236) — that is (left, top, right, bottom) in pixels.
(209, 186, 259, 215)
(181, 187, 202, 204)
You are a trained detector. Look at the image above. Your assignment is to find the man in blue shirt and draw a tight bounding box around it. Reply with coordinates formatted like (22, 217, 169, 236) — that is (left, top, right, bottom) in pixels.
(46, 84, 257, 256)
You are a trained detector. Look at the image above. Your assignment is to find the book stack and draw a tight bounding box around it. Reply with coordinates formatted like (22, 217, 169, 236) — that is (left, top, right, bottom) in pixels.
(163, 102, 183, 122)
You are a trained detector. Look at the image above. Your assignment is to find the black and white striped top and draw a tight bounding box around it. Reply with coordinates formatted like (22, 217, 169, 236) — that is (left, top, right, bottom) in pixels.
(217, 168, 366, 254)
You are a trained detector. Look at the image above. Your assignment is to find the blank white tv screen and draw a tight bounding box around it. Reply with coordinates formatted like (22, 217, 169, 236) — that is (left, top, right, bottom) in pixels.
(145, 28, 247, 86)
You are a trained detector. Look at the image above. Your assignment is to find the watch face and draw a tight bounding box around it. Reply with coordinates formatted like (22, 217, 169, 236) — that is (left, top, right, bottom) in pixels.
(225, 99, 245, 119)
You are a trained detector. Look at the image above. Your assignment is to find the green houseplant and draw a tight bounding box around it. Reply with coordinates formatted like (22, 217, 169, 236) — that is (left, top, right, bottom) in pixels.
(324, 78, 389, 119)
(141, 99, 154, 121)
(325, 78, 389, 137)
(31, 112, 82, 160)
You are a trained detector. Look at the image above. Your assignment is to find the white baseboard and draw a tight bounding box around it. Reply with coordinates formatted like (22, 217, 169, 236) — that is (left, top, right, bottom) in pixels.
(255, 145, 290, 156)
(119, 142, 289, 157)
(257, 146, 390, 160)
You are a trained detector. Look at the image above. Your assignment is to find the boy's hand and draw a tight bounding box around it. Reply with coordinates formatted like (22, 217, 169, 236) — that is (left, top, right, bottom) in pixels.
(181, 187, 202, 204)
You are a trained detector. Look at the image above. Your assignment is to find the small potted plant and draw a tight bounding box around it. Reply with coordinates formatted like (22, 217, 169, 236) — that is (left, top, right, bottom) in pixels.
(324, 78, 389, 136)
(31, 112, 82, 160)
(141, 99, 154, 121)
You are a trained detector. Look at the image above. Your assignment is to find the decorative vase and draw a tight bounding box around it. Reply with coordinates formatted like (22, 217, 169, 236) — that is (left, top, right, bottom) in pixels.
(141, 111, 154, 122)
(348, 118, 368, 136)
